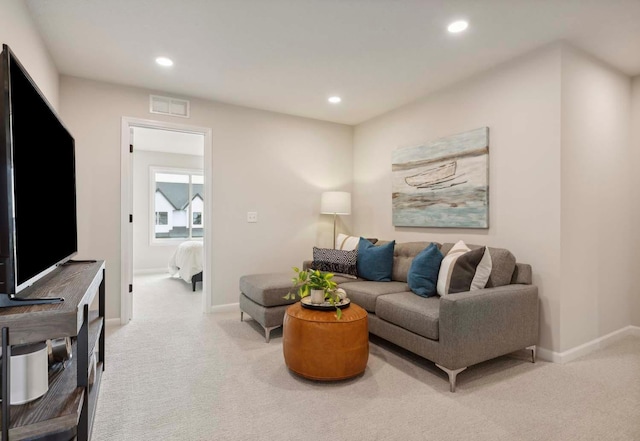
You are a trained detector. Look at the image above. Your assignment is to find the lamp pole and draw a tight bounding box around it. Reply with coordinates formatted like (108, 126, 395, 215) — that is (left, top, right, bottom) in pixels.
(320, 191, 351, 250)
(332, 212, 337, 249)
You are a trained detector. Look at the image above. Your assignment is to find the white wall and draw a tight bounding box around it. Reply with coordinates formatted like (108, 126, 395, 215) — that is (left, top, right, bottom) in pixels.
(0, 0, 58, 107)
(352, 43, 637, 354)
(632, 76, 640, 327)
(133, 150, 203, 271)
(559, 47, 632, 351)
(59, 76, 353, 319)
(353, 46, 563, 351)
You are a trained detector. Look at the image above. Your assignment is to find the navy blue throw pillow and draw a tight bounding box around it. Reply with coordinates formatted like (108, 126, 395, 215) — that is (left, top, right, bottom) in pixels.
(357, 238, 395, 281)
(407, 243, 444, 298)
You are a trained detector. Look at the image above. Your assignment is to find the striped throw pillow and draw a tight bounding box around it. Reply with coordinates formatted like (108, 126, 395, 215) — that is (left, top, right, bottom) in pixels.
(437, 240, 492, 296)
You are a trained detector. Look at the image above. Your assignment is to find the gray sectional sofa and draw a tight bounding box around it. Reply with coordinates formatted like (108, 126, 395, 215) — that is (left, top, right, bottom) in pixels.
(239, 240, 539, 391)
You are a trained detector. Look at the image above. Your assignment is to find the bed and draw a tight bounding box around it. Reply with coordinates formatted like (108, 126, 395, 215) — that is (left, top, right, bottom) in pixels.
(168, 240, 203, 291)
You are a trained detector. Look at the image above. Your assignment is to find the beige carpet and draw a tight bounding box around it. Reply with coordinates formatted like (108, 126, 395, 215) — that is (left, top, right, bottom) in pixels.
(94, 272, 640, 440)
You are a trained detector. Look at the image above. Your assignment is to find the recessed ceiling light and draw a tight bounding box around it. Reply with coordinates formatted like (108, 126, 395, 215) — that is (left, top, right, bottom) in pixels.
(447, 20, 469, 33)
(155, 57, 174, 67)
(328, 96, 342, 104)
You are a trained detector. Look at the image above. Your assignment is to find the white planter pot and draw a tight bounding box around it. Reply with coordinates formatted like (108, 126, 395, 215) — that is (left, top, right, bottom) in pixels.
(310, 289, 325, 305)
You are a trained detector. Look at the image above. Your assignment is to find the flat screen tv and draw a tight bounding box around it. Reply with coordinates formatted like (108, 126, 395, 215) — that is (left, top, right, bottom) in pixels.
(0, 44, 77, 307)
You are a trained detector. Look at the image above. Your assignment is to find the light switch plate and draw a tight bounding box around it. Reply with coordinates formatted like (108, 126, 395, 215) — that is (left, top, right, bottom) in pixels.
(247, 212, 258, 223)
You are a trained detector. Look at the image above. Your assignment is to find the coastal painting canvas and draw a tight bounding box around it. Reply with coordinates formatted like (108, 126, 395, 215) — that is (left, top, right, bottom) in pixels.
(392, 127, 489, 228)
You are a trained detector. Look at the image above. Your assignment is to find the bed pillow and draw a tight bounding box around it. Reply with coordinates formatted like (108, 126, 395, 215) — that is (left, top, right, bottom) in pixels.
(310, 247, 358, 278)
(437, 240, 492, 296)
(407, 243, 443, 298)
(357, 238, 395, 282)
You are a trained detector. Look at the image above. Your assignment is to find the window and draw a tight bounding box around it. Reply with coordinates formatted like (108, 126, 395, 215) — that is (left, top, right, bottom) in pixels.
(155, 212, 168, 225)
(151, 167, 204, 242)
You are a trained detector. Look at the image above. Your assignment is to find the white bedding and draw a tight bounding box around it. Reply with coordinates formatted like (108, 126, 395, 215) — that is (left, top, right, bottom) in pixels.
(168, 240, 203, 283)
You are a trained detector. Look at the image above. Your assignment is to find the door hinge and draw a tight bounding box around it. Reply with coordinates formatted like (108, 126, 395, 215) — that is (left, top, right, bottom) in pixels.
(129, 144, 133, 153)
(129, 214, 133, 223)
(129, 284, 133, 293)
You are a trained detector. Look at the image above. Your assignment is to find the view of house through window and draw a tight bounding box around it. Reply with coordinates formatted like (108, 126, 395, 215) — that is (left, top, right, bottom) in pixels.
(153, 168, 204, 240)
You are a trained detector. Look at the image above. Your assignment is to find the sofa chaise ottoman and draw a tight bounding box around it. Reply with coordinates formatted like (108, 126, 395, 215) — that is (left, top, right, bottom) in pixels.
(238, 273, 297, 342)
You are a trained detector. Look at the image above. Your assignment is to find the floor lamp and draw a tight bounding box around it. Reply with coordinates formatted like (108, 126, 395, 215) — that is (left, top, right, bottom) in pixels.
(321, 191, 351, 248)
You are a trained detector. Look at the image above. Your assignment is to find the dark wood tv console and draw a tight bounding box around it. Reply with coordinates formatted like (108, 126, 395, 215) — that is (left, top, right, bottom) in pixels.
(0, 261, 105, 441)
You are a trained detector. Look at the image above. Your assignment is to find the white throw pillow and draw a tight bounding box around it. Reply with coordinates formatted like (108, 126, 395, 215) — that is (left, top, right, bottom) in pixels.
(335, 233, 360, 251)
(436, 240, 471, 296)
(470, 248, 492, 290)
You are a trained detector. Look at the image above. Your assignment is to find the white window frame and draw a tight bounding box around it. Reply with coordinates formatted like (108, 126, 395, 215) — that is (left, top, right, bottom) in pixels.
(150, 166, 204, 245)
(155, 211, 168, 225)
(192, 211, 203, 226)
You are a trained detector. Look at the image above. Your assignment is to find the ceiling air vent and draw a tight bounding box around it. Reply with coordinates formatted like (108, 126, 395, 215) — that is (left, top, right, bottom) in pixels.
(149, 95, 190, 118)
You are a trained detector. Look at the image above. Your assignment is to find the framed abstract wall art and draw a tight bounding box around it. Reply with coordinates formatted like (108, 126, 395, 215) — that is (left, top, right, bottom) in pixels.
(392, 127, 489, 228)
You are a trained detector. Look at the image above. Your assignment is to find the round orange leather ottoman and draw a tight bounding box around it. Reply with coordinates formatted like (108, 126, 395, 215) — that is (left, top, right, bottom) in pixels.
(282, 302, 368, 381)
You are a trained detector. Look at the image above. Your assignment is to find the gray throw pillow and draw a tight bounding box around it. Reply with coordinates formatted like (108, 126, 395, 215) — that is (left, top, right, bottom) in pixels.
(484, 247, 516, 287)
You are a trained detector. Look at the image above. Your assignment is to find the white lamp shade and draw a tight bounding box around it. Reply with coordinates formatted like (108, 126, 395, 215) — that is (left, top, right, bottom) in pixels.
(321, 191, 351, 215)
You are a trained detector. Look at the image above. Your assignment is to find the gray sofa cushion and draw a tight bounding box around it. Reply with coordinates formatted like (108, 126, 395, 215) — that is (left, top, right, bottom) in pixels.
(375, 292, 440, 340)
(441, 243, 516, 288)
(331, 274, 362, 284)
(338, 281, 410, 312)
(511, 263, 532, 285)
(378, 241, 440, 283)
(239, 273, 297, 307)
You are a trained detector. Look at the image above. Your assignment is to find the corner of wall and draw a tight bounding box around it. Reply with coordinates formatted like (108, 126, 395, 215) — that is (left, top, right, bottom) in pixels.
(631, 76, 640, 326)
(558, 44, 633, 351)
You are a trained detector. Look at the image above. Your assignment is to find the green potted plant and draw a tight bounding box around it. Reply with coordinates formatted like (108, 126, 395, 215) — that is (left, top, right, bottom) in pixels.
(284, 267, 346, 319)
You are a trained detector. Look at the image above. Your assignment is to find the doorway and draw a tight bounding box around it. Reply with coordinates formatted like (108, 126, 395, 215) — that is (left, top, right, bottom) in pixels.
(120, 118, 212, 324)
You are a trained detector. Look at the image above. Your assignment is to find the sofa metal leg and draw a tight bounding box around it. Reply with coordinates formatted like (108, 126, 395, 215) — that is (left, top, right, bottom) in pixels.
(264, 326, 278, 343)
(526, 345, 536, 363)
(240, 311, 244, 322)
(435, 364, 467, 392)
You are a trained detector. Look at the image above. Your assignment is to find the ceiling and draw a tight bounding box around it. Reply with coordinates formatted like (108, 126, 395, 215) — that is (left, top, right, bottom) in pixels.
(26, 0, 640, 125)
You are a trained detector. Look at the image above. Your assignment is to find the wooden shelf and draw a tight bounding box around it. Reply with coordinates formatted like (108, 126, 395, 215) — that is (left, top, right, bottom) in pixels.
(1, 261, 106, 441)
(3, 344, 83, 440)
(0, 261, 105, 346)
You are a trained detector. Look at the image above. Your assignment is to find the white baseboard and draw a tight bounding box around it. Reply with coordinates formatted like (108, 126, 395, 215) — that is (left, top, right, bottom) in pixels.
(209, 302, 240, 314)
(536, 347, 561, 363)
(133, 268, 168, 275)
(105, 318, 122, 327)
(537, 325, 640, 364)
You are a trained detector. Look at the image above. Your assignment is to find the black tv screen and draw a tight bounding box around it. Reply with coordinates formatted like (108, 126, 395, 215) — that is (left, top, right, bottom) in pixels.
(0, 44, 77, 296)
